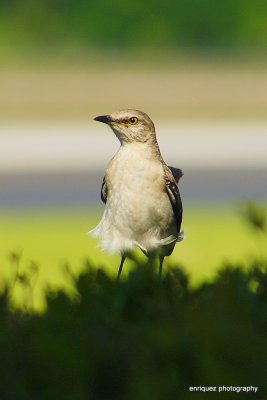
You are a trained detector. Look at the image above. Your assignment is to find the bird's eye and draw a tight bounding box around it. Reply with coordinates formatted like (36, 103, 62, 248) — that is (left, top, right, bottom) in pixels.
(129, 117, 138, 125)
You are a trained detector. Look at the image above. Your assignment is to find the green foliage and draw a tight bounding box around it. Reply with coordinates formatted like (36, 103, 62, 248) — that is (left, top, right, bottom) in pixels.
(241, 201, 267, 233)
(0, 260, 267, 400)
(0, 0, 267, 52)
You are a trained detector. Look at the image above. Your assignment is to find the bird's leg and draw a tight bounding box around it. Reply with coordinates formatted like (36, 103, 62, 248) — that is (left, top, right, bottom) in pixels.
(158, 255, 164, 278)
(117, 254, 126, 281)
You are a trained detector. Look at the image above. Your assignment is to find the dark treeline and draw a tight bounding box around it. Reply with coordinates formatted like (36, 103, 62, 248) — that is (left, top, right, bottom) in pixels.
(0, 0, 267, 51)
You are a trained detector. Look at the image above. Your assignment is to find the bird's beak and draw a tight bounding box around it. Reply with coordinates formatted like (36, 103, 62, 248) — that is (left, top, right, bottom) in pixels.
(94, 115, 112, 124)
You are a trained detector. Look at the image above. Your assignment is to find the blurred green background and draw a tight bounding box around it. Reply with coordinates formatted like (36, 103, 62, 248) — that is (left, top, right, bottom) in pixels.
(0, 0, 267, 55)
(1, 0, 267, 308)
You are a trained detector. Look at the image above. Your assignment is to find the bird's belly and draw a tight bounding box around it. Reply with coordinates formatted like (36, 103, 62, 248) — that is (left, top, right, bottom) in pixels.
(106, 172, 175, 246)
(92, 147, 177, 253)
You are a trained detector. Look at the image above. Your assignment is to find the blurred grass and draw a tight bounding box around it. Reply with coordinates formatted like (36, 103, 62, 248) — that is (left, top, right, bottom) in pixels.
(1, 59, 267, 121)
(0, 204, 265, 309)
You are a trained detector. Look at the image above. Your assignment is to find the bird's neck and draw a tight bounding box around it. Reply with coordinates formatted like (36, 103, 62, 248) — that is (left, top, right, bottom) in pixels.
(120, 139, 163, 161)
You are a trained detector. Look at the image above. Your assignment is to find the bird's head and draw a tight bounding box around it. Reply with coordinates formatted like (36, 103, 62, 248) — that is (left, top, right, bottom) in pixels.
(94, 109, 156, 144)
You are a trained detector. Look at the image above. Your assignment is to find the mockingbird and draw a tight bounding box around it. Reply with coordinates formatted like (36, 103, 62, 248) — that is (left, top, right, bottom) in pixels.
(89, 109, 183, 279)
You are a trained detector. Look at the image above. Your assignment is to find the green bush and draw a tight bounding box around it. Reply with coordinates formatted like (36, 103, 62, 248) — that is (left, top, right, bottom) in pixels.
(0, 259, 267, 400)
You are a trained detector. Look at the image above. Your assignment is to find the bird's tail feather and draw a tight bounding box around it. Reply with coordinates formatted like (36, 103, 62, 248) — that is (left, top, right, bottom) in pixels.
(177, 229, 185, 242)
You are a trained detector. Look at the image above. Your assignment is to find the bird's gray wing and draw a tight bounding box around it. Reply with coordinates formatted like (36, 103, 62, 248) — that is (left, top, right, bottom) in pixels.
(163, 165, 183, 234)
(101, 176, 108, 204)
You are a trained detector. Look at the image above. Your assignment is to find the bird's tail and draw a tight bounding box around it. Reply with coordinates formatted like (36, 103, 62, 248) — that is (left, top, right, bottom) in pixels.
(177, 229, 185, 242)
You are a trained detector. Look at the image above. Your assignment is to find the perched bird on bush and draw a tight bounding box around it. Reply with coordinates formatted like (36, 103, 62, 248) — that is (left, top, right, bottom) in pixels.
(89, 109, 183, 279)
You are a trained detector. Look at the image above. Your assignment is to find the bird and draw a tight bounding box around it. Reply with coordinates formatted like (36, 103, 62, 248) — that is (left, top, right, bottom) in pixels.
(89, 109, 183, 279)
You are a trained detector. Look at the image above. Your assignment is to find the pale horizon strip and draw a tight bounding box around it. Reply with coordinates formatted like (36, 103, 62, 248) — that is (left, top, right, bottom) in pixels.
(1, 121, 267, 172)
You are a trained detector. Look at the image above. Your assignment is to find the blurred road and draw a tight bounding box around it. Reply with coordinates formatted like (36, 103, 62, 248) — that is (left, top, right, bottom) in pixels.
(1, 121, 267, 207)
(0, 169, 267, 208)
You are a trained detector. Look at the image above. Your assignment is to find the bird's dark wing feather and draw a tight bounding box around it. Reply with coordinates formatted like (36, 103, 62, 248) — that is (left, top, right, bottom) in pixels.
(101, 176, 108, 204)
(163, 165, 183, 234)
(168, 166, 183, 183)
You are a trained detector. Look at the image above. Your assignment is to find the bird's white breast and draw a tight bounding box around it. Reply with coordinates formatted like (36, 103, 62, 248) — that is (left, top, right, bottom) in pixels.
(90, 143, 176, 253)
